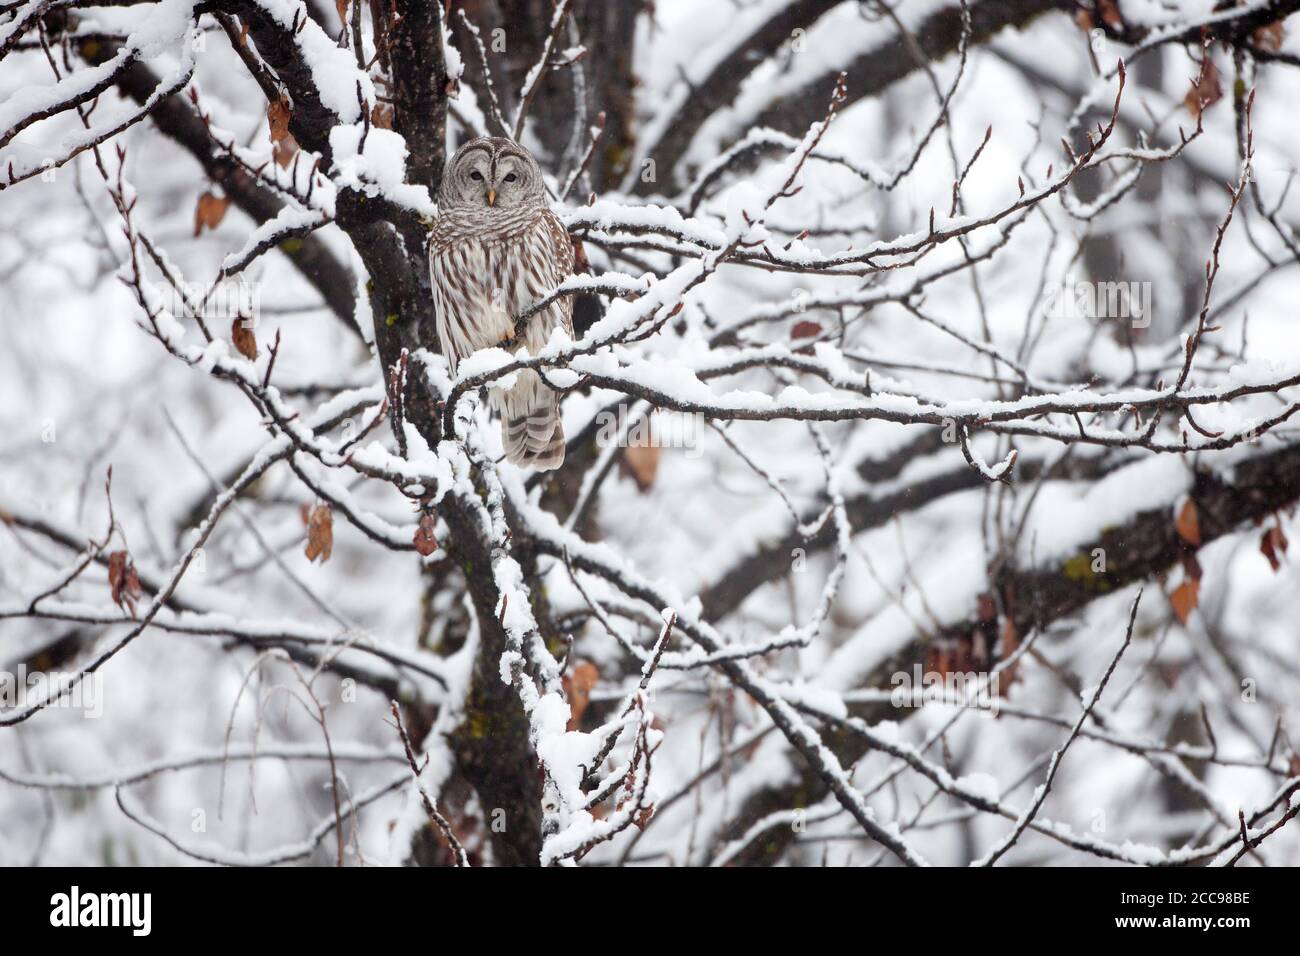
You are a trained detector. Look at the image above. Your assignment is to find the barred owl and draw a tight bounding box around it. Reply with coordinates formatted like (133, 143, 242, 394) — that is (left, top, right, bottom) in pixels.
(429, 136, 573, 471)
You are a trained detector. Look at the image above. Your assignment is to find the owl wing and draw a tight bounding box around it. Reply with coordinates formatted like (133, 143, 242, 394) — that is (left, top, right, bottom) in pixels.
(428, 221, 489, 377)
(539, 208, 575, 339)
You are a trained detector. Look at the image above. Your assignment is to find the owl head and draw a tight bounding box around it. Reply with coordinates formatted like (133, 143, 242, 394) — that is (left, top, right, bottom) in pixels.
(438, 137, 545, 213)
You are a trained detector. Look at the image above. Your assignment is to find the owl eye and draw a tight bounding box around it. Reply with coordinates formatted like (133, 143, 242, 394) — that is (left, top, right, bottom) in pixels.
(503, 173, 518, 183)
(469, 170, 484, 181)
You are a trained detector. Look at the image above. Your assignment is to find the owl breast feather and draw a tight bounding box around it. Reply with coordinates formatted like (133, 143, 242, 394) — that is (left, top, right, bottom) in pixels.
(429, 212, 573, 377)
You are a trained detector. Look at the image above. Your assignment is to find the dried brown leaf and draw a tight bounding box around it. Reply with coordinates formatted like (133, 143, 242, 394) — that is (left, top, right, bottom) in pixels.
(231, 317, 257, 360)
(305, 504, 333, 563)
(370, 102, 394, 130)
(1185, 56, 1222, 118)
(572, 234, 590, 274)
(268, 98, 293, 142)
(107, 549, 142, 615)
(622, 442, 660, 492)
(563, 661, 599, 731)
(1175, 498, 1201, 546)
(193, 191, 230, 237)
(414, 512, 439, 556)
(1170, 578, 1200, 624)
(1261, 522, 1289, 572)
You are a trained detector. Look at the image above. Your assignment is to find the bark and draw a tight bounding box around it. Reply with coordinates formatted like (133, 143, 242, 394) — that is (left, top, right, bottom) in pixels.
(389, 1, 450, 198)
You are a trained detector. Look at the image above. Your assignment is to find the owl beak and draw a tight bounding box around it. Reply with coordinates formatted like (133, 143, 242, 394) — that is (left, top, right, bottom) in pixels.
(486, 188, 497, 207)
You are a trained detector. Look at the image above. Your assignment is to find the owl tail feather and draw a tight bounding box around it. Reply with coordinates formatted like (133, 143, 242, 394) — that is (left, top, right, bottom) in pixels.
(499, 383, 565, 471)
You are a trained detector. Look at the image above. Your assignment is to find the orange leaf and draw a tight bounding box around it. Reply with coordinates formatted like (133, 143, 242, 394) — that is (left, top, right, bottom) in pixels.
(304, 504, 333, 563)
(268, 97, 297, 168)
(1175, 498, 1201, 546)
(268, 98, 293, 142)
(194, 190, 230, 237)
(370, 102, 394, 130)
(1170, 578, 1200, 624)
(1260, 522, 1289, 572)
(563, 661, 599, 731)
(231, 317, 257, 360)
(622, 442, 660, 492)
(791, 320, 822, 340)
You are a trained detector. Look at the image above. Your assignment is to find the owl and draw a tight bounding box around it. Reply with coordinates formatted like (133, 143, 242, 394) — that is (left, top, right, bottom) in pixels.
(429, 136, 574, 471)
